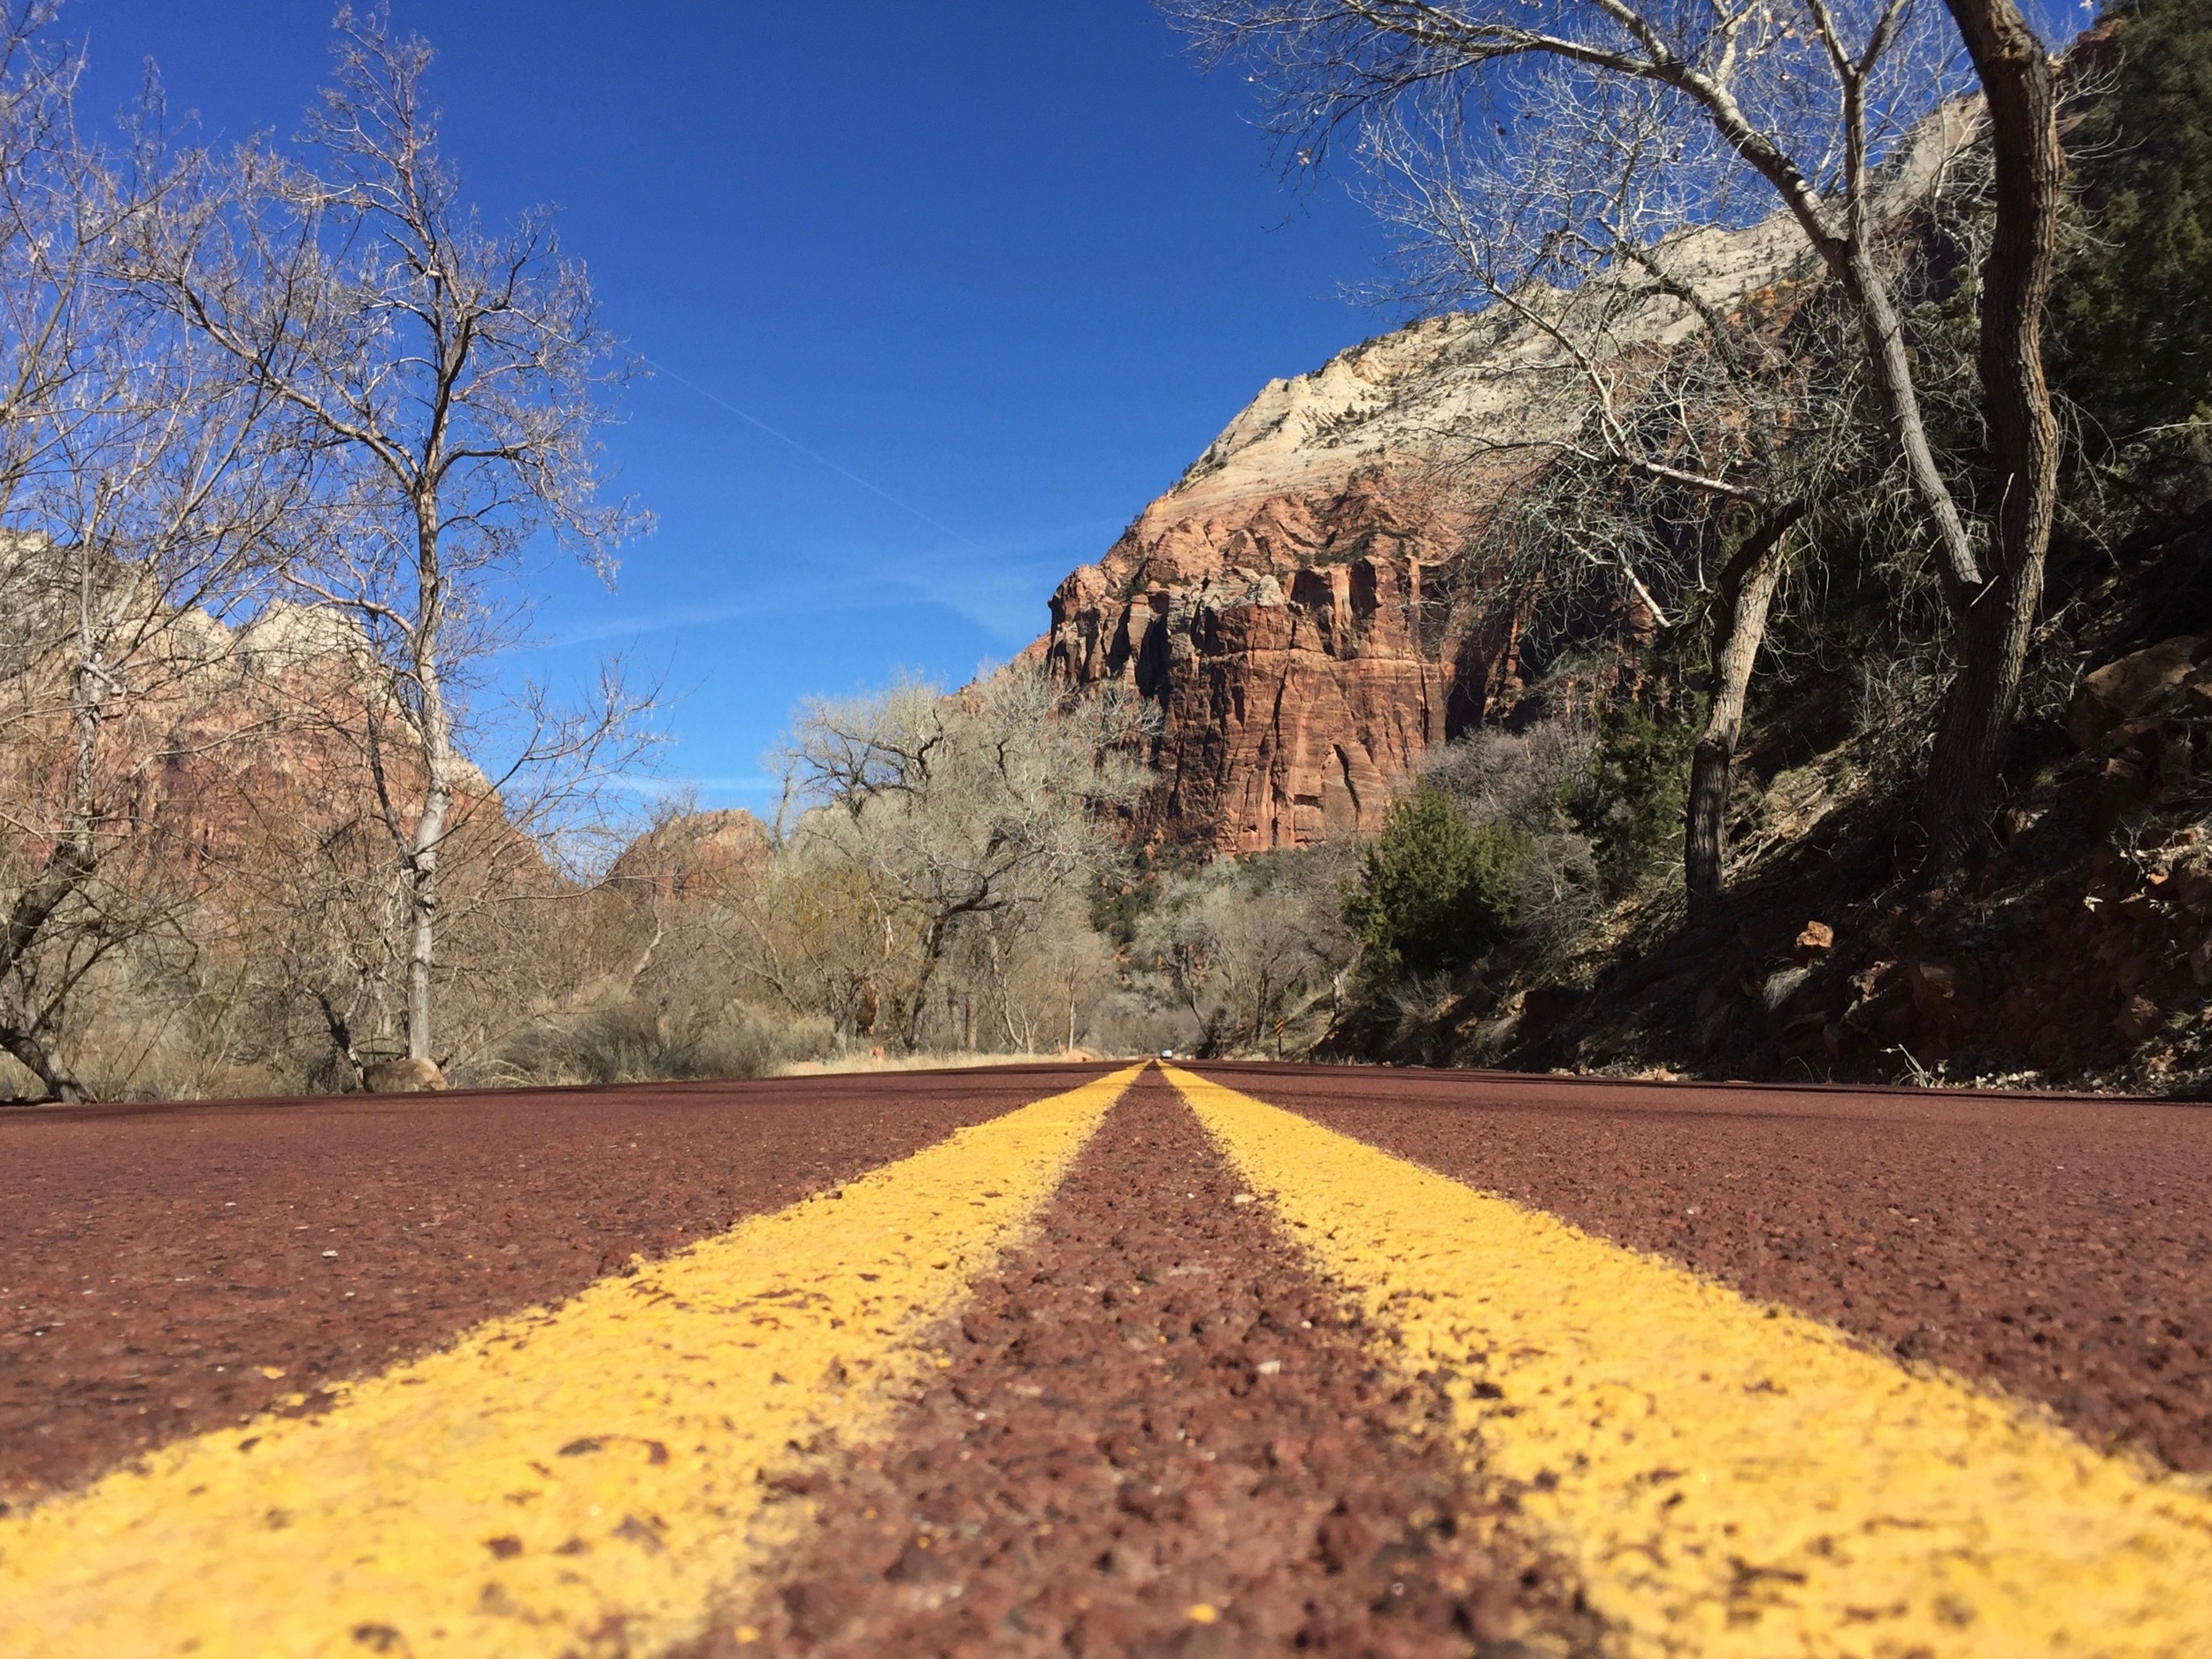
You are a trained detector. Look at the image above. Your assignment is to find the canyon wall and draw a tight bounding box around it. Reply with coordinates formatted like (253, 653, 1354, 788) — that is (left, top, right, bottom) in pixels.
(1033, 316, 1525, 852)
(1033, 112, 1966, 852)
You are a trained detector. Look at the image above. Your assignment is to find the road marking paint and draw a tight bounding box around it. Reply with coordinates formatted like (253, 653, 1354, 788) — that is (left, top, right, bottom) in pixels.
(0, 1066, 1140, 1659)
(1165, 1065, 2212, 1658)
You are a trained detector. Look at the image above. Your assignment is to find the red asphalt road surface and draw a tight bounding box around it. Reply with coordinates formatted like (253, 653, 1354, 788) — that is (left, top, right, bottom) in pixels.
(4, 1059, 2208, 1523)
(0, 1064, 1118, 1510)
(1207, 1062, 2212, 1474)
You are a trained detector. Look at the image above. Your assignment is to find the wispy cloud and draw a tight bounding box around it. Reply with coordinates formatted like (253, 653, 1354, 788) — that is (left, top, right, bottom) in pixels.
(607, 772, 784, 797)
(526, 589, 888, 650)
(870, 516, 1123, 638)
(519, 515, 1122, 654)
(641, 353, 987, 552)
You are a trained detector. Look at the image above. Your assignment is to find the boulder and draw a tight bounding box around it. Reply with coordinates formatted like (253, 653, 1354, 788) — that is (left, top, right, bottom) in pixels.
(1517, 984, 1587, 1041)
(1793, 920, 1836, 964)
(2166, 863, 2212, 918)
(1909, 960, 1962, 1023)
(2093, 756, 2151, 832)
(2068, 635, 2207, 750)
(2114, 995, 2163, 1042)
(1781, 1010, 1842, 1059)
(363, 1057, 448, 1094)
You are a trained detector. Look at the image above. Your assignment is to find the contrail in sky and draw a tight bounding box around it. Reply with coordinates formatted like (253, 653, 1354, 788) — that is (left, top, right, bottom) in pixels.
(641, 355, 983, 551)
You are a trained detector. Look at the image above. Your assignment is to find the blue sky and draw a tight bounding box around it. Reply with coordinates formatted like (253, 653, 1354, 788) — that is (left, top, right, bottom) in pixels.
(73, 2, 1395, 805)
(74, 3, 2086, 810)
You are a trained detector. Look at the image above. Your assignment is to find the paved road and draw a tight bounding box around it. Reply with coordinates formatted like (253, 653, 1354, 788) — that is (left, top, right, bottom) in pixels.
(1206, 1061, 2212, 1475)
(0, 1064, 1110, 1509)
(2, 1062, 2208, 1656)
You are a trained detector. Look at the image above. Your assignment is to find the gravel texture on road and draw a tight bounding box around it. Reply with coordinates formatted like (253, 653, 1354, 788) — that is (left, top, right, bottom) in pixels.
(695, 1071, 1598, 1659)
(1202, 1064, 2212, 1473)
(0, 1064, 1111, 1511)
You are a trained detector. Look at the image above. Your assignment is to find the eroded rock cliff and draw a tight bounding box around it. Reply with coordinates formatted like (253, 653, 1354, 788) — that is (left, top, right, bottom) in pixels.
(1035, 114, 1967, 852)
(1035, 302, 1713, 849)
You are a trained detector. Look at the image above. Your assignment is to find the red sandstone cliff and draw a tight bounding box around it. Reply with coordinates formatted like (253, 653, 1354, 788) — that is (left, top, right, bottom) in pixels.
(607, 808, 771, 896)
(0, 596, 536, 886)
(1033, 316, 1516, 852)
(1033, 114, 1967, 851)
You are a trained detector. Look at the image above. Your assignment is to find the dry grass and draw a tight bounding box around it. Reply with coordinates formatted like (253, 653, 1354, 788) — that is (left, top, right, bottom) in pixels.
(776, 1049, 1116, 1078)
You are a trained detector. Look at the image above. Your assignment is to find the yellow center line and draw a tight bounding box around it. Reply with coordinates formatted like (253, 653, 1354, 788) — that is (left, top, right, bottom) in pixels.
(1164, 1065, 2212, 1658)
(0, 1065, 1141, 1659)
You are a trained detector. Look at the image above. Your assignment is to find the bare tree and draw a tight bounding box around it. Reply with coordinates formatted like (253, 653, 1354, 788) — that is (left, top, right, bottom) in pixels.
(1134, 855, 1355, 1056)
(1365, 72, 1894, 910)
(0, 12, 315, 1100)
(780, 665, 1154, 1052)
(125, 9, 651, 1065)
(1167, 0, 2066, 867)
(1922, 0, 2060, 865)
(0, 10, 125, 1099)
(722, 845, 913, 1043)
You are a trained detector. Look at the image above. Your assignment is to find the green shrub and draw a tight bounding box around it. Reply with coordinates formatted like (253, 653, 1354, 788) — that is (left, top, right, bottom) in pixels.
(1570, 702, 1699, 893)
(2051, 0, 2212, 445)
(1344, 787, 1521, 988)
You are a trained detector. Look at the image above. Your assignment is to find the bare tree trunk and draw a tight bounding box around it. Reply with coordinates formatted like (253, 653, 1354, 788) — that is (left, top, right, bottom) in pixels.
(0, 1019, 86, 1101)
(312, 987, 366, 1090)
(0, 836, 96, 1101)
(900, 915, 951, 1053)
(1837, 249, 1985, 607)
(1686, 562, 1785, 918)
(0, 685, 105, 1101)
(405, 502, 453, 1064)
(1924, 0, 2064, 870)
(406, 782, 448, 1062)
(1, 605, 120, 1102)
(1685, 503, 1807, 918)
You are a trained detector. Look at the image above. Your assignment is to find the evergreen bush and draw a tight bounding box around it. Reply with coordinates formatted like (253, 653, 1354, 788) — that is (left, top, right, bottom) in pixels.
(1344, 787, 1522, 988)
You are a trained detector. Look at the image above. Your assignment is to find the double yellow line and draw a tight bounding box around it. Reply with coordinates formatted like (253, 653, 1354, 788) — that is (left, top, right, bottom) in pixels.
(7, 1063, 2211, 1656)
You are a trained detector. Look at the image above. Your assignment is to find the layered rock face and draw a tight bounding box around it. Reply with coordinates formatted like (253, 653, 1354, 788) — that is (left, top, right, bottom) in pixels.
(1034, 113, 1967, 852)
(1041, 472, 1473, 852)
(0, 591, 523, 880)
(1034, 300, 1723, 851)
(1036, 319, 1518, 853)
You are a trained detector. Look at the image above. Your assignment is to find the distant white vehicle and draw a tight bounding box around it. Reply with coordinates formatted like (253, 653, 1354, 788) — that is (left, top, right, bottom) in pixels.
(1159, 1048, 1174, 1060)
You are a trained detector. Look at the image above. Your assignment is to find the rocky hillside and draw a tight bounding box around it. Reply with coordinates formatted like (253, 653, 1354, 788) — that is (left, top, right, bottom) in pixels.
(1487, 505, 2212, 1094)
(607, 809, 771, 895)
(1031, 113, 1964, 852)
(0, 598, 511, 871)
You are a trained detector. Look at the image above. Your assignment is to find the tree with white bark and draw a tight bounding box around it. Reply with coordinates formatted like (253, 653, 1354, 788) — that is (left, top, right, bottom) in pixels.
(123, 8, 651, 1068)
(1165, 0, 2066, 871)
